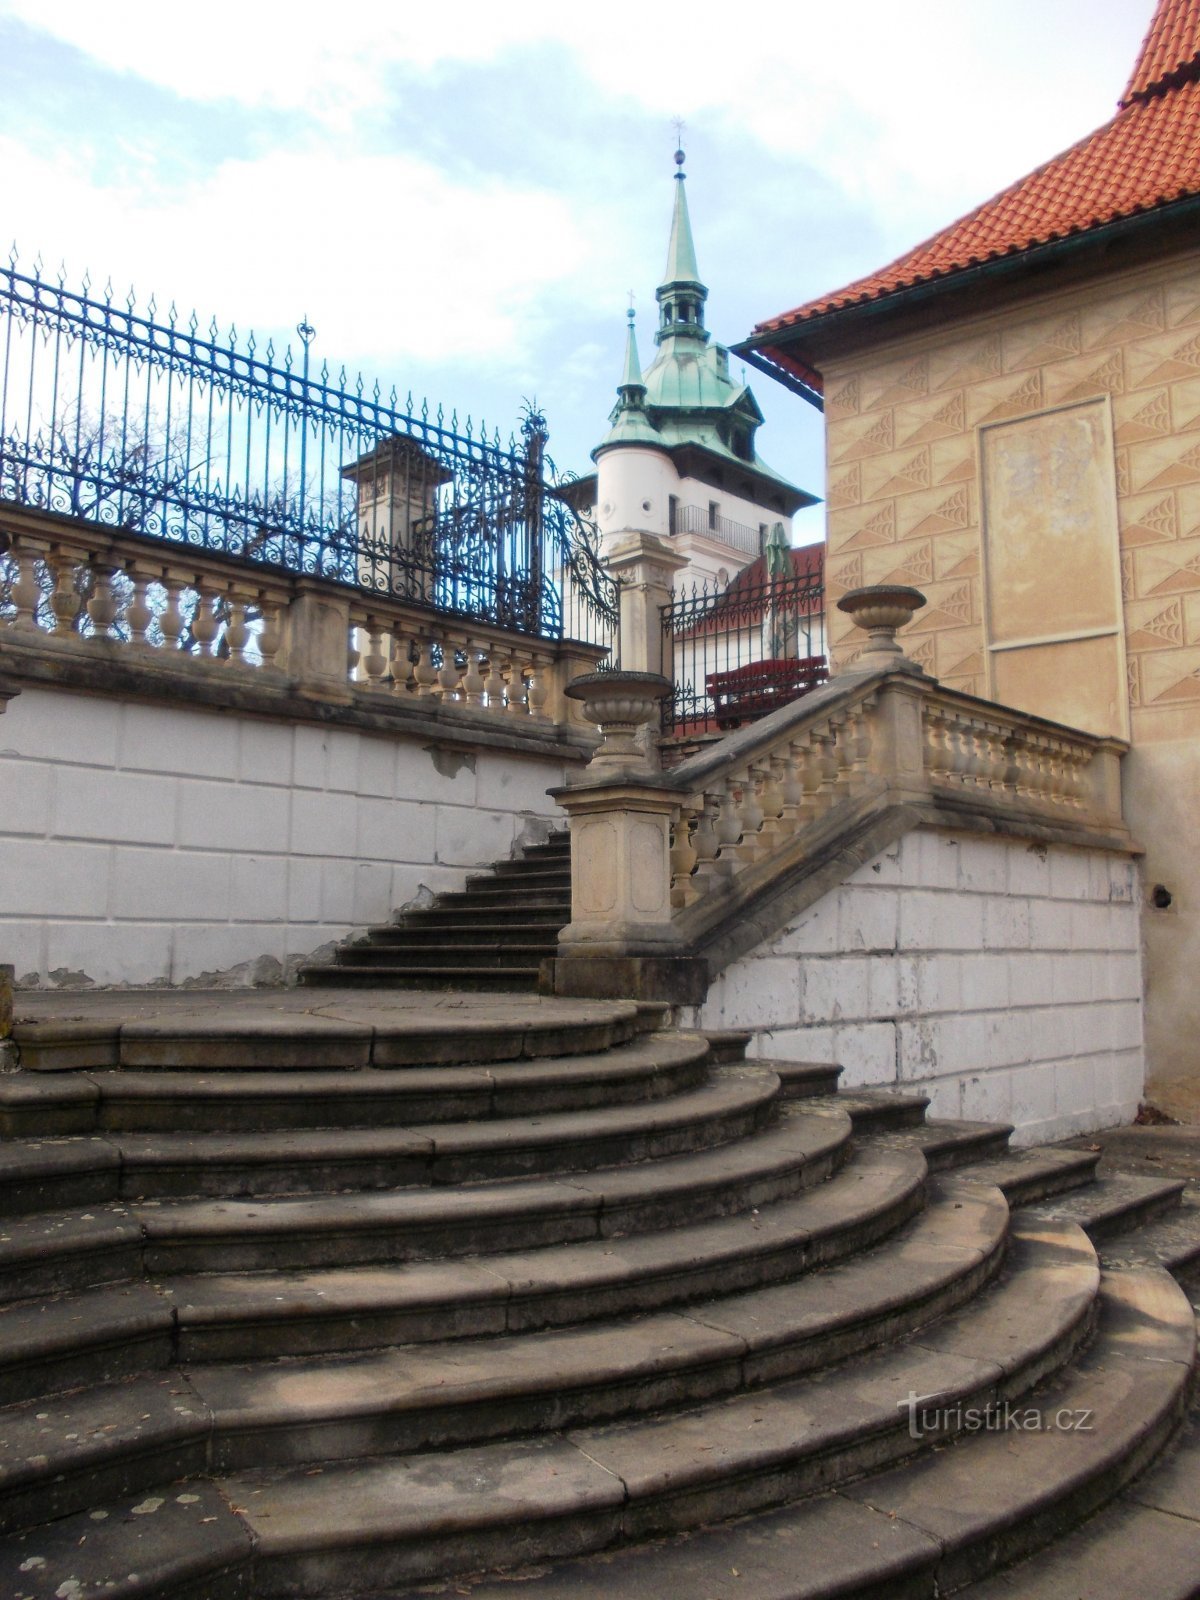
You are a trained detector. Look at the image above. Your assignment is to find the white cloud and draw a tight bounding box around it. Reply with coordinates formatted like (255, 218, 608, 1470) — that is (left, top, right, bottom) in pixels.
(0, 137, 601, 367)
(0, 0, 1154, 231)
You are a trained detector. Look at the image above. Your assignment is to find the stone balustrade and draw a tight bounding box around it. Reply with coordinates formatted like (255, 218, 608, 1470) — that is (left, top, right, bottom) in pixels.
(550, 592, 1131, 1000)
(347, 600, 556, 724)
(0, 510, 605, 736)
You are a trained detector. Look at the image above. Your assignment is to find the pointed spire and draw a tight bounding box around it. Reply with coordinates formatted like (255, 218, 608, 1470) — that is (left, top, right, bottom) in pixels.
(663, 146, 701, 285)
(655, 146, 708, 346)
(620, 306, 645, 394)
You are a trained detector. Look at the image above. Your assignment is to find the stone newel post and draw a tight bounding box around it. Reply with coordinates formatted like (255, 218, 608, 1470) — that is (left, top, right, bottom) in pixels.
(548, 670, 706, 1002)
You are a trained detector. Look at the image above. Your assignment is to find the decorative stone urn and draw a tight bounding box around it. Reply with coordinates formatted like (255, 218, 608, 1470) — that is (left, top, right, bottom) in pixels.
(836, 585, 927, 658)
(565, 670, 672, 768)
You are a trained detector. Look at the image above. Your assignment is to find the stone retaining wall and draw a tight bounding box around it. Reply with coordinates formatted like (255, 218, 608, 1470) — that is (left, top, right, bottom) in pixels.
(689, 828, 1144, 1143)
(0, 685, 572, 988)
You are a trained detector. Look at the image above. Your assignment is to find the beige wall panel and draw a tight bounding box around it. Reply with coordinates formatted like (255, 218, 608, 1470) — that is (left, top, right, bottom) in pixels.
(1119, 488, 1180, 546)
(1003, 310, 1082, 373)
(1139, 642, 1200, 707)
(825, 463, 862, 511)
(895, 482, 975, 542)
(860, 354, 929, 413)
(1127, 328, 1200, 391)
(966, 370, 1045, 429)
(981, 402, 1121, 644)
(831, 410, 895, 463)
(927, 334, 1002, 393)
(993, 636, 1124, 738)
(1125, 596, 1186, 652)
(1165, 278, 1200, 330)
(862, 444, 933, 501)
(861, 539, 934, 589)
(1127, 434, 1200, 496)
(929, 436, 976, 486)
(1081, 284, 1166, 351)
(891, 392, 967, 450)
(1042, 347, 1127, 409)
(1168, 375, 1200, 433)
(1132, 535, 1200, 602)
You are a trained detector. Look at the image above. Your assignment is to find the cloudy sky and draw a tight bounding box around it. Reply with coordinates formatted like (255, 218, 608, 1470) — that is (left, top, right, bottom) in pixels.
(0, 0, 1156, 542)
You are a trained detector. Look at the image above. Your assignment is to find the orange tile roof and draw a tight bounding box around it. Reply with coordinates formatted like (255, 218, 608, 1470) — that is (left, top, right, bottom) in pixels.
(755, 0, 1200, 341)
(1122, 0, 1200, 104)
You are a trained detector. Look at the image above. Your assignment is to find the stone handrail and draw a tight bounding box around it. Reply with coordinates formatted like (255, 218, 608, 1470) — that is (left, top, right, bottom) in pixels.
(665, 665, 1126, 922)
(550, 640, 1130, 998)
(0, 506, 606, 733)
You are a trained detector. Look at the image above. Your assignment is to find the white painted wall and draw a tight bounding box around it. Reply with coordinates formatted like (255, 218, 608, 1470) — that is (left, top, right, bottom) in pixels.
(0, 687, 571, 987)
(690, 829, 1145, 1144)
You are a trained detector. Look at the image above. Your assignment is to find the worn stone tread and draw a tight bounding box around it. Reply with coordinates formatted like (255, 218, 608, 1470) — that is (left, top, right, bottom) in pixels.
(797, 1090, 931, 1131)
(361, 1270, 1195, 1600)
(47, 1066, 777, 1199)
(842, 1266, 1196, 1594)
(1097, 1194, 1200, 1279)
(186, 1181, 1012, 1467)
(163, 1140, 916, 1359)
(0, 1137, 121, 1215)
(0, 1480, 253, 1600)
(0, 1205, 144, 1302)
(220, 1228, 1109, 1593)
(1025, 1172, 1186, 1243)
(951, 1145, 1102, 1206)
(0, 1281, 173, 1404)
(0, 1371, 212, 1536)
(138, 1106, 854, 1277)
(872, 1120, 1014, 1173)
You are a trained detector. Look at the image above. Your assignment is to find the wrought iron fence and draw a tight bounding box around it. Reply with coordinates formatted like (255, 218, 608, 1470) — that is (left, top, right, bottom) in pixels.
(0, 253, 618, 648)
(660, 561, 826, 736)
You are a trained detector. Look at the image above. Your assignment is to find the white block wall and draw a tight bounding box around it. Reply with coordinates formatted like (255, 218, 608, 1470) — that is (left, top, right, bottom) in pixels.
(691, 829, 1145, 1144)
(0, 687, 571, 987)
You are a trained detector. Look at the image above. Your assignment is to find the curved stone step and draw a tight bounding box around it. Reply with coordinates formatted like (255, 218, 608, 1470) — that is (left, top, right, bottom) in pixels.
(0, 1281, 173, 1406)
(163, 1135, 919, 1361)
(373, 1268, 1193, 1600)
(1025, 1172, 1186, 1243)
(874, 1119, 1014, 1174)
(190, 1179, 1010, 1471)
(12, 994, 640, 1073)
(967, 1379, 1200, 1599)
(142, 1105, 856, 1279)
(95, 1066, 780, 1198)
(216, 1224, 1112, 1596)
(0, 1205, 144, 1303)
(20, 1034, 711, 1135)
(298, 964, 544, 991)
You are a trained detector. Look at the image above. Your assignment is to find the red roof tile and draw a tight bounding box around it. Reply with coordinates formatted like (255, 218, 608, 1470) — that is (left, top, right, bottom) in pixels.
(1122, 0, 1200, 104)
(756, 0, 1200, 340)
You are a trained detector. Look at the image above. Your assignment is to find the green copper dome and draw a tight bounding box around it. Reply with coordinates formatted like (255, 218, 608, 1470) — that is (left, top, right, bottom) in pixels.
(592, 154, 813, 512)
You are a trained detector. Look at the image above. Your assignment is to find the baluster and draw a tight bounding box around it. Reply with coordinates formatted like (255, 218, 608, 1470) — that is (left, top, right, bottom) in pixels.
(437, 637, 463, 702)
(224, 595, 250, 664)
(755, 757, 785, 852)
(797, 732, 823, 823)
(125, 567, 154, 650)
(85, 562, 120, 638)
(390, 630, 414, 695)
(483, 650, 507, 711)
(1046, 741, 1068, 806)
(690, 791, 724, 886)
(413, 635, 439, 698)
(848, 697, 874, 785)
(158, 575, 187, 653)
(715, 774, 744, 858)
(504, 657, 528, 717)
(777, 743, 805, 831)
(812, 727, 838, 814)
(190, 584, 219, 656)
(362, 620, 389, 689)
(461, 641, 487, 709)
(48, 554, 80, 635)
(730, 770, 763, 864)
(669, 802, 700, 908)
(525, 655, 548, 722)
(9, 547, 41, 629)
(257, 599, 282, 669)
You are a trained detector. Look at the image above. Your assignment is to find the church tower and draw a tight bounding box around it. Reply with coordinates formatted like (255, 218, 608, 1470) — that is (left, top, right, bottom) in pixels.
(577, 150, 817, 590)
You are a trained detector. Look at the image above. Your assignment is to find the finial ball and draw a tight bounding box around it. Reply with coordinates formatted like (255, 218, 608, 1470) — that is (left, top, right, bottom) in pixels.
(674, 148, 685, 167)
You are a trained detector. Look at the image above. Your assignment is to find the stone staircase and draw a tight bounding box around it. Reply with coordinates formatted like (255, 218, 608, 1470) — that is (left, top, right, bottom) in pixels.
(0, 990, 1198, 1599)
(299, 832, 572, 992)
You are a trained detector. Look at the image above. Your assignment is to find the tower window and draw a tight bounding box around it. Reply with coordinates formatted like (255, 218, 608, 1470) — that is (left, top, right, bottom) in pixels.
(708, 501, 719, 530)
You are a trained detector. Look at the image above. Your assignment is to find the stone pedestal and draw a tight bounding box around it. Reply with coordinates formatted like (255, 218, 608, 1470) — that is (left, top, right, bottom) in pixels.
(283, 583, 354, 703)
(604, 530, 689, 679)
